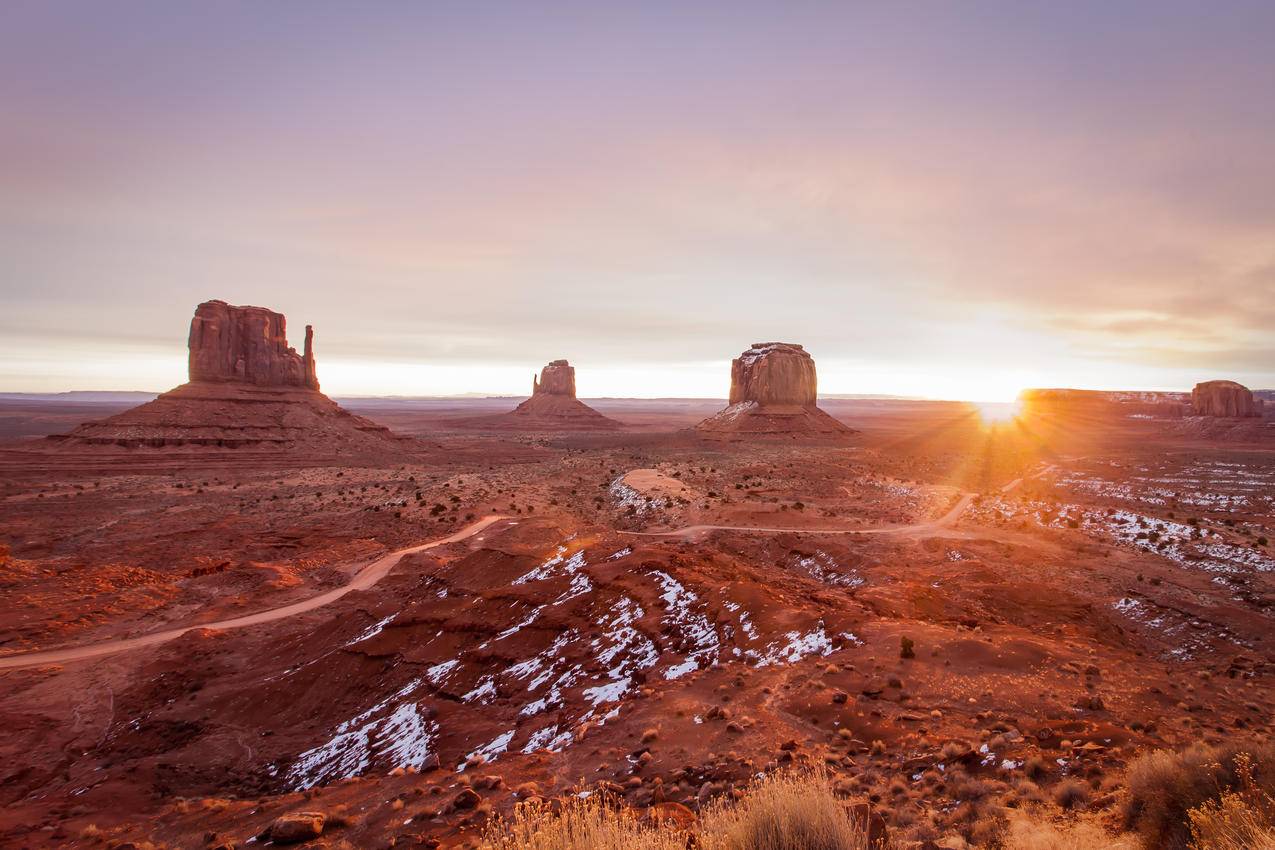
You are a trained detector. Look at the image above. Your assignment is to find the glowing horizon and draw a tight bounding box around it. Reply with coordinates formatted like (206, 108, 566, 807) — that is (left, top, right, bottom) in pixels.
(3, 4, 1274, 398)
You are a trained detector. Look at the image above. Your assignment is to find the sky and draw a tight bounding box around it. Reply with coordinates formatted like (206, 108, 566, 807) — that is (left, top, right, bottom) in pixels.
(2, 2, 1273, 401)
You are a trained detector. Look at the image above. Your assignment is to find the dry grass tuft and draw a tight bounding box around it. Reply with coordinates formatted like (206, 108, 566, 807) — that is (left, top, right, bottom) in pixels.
(482, 794, 684, 850)
(1053, 779, 1091, 811)
(1122, 742, 1275, 850)
(483, 769, 874, 850)
(698, 768, 871, 850)
(1187, 754, 1275, 850)
(1000, 810, 1138, 850)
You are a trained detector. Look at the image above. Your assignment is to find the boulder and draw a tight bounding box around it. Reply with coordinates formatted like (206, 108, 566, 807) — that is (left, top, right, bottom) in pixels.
(188, 300, 319, 390)
(268, 811, 325, 844)
(1191, 380, 1259, 418)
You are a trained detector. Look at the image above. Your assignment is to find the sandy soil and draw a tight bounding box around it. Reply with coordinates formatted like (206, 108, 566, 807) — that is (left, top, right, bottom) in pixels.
(0, 398, 1270, 848)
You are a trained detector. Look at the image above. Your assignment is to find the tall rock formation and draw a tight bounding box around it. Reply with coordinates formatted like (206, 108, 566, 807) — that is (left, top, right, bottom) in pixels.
(52, 301, 402, 451)
(188, 300, 319, 390)
(531, 360, 576, 398)
(1191, 380, 1260, 417)
(697, 343, 852, 437)
(470, 360, 619, 430)
(728, 343, 818, 406)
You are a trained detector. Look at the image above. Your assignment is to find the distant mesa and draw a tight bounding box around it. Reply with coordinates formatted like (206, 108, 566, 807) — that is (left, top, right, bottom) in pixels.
(1191, 380, 1261, 418)
(492, 360, 620, 430)
(1018, 387, 1187, 419)
(696, 342, 853, 437)
(51, 300, 404, 452)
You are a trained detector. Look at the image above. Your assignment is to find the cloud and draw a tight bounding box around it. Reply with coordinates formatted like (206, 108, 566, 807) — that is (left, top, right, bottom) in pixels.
(1, 2, 1274, 393)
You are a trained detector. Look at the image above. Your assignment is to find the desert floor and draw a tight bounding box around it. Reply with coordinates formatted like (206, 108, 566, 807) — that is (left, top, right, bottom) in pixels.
(0, 398, 1271, 848)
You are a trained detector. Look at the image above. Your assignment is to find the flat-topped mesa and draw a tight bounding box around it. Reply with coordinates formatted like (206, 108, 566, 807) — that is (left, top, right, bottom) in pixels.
(188, 300, 319, 390)
(1191, 380, 1260, 418)
(729, 342, 817, 406)
(532, 359, 576, 398)
(698, 342, 851, 437)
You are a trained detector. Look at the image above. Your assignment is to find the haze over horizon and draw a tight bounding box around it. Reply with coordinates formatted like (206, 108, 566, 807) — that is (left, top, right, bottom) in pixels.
(3, 2, 1273, 401)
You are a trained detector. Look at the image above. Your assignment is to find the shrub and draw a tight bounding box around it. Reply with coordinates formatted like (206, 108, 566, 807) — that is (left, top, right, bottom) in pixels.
(1122, 742, 1275, 850)
(900, 636, 915, 660)
(483, 769, 874, 850)
(1187, 754, 1275, 850)
(698, 768, 871, 850)
(482, 794, 683, 850)
(1000, 810, 1138, 850)
(1053, 779, 1091, 811)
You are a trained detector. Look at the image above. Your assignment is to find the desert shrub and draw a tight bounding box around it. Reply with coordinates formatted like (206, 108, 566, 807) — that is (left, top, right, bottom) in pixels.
(483, 770, 874, 850)
(482, 795, 683, 850)
(698, 768, 871, 850)
(1053, 779, 1091, 811)
(1000, 810, 1138, 850)
(1187, 754, 1275, 850)
(1023, 756, 1051, 782)
(1122, 741, 1275, 850)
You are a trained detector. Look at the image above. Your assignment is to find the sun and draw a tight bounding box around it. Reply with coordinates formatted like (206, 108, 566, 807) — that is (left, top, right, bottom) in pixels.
(973, 398, 1024, 425)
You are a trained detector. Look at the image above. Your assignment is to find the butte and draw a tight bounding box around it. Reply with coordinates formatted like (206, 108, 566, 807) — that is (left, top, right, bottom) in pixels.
(50, 300, 405, 453)
(695, 342, 853, 437)
(479, 360, 621, 431)
(1191, 380, 1263, 418)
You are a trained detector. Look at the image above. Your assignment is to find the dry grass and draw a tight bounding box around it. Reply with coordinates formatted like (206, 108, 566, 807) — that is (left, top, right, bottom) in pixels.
(1187, 754, 1275, 850)
(1052, 779, 1091, 811)
(698, 768, 871, 850)
(483, 769, 873, 850)
(482, 795, 684, 850)
(1000, 810, 1139, 850)
(1122, 742, 1275, 850)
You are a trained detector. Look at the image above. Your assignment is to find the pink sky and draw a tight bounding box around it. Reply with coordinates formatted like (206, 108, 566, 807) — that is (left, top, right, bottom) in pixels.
(2, 2, 1272, 399)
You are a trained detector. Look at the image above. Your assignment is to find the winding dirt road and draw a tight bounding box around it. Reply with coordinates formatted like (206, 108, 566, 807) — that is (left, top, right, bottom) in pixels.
(622, 491, 977, 541)
(0, 515, 509, 672)
(1, 472, 1034, 672)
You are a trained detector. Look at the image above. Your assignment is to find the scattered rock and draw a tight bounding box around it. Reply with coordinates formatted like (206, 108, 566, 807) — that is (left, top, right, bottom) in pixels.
(451, 788, 481, 811)
(268, 811, 325, 844)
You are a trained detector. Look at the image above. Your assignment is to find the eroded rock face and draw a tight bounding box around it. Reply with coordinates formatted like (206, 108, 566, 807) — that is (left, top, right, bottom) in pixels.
(697, 342, 851, 437)
(728, 343, 817, 406)
(188, 300, 318, 390)
(1192, 380, 1259, 418)
(532, 360, 576, 397)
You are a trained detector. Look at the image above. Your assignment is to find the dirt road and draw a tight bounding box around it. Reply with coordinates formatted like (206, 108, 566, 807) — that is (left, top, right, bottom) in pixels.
(0, 515, 509, 672)
(624, 491, 976, 541)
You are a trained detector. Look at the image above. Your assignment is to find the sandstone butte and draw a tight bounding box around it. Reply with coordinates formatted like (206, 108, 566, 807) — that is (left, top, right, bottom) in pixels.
(501, 360, 620, 429)
(50, 300, 402, 451)
(1191, 380, 1262, 418)
(188, 299, 319, 390)
(696, 342, 852, 437)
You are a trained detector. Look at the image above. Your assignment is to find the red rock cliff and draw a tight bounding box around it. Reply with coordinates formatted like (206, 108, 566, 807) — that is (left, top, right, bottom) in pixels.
(532, 360, 576, 398)
(187, 300, 319, 390)
(728, 343, 817, 406)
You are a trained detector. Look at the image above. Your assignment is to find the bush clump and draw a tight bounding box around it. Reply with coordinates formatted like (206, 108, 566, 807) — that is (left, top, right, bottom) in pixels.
(1122, 741, 1275, 850)
(483, 769, 874, 850)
